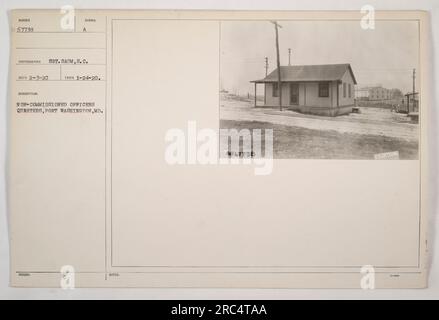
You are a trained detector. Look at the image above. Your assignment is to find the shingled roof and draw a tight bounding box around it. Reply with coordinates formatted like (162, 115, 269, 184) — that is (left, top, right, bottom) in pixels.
(251, 63, 357, 84)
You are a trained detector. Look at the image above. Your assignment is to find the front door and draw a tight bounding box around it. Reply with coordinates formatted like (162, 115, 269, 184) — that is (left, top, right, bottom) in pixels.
(290, 83, 299, 105)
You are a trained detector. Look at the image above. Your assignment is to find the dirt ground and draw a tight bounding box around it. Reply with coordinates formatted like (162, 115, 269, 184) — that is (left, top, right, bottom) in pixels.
(219, 96, 419, 159)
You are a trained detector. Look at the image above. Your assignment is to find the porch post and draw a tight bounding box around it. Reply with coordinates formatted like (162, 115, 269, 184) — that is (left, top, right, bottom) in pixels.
(264, 83, 266, 105)
(330, 82, 333, 107)
(304, 83, 307, 106)
(336, 81, 340, 107)
(254, 82, 257, 107)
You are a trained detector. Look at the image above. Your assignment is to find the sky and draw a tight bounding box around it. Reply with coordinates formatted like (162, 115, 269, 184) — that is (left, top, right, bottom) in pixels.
(220, 20, 419, 95)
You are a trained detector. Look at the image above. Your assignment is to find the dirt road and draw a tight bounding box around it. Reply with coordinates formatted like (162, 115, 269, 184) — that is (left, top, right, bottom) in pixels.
(220, 98, 419, 142)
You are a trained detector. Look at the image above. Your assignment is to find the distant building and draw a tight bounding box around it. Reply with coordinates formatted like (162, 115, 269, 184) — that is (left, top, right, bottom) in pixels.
(355, 87, 370, 99)
(251, 63, 357, 116)
(369, 86, 392, 100)
(355, 86, 393, 100)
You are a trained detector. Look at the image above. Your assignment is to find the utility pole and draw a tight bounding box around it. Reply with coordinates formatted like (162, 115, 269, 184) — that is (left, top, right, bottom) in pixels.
(271, 21, 283, 111)
(264, 57, 268, 105)
(411, 68, 417, 114)
(265, 57, 269, 76)
(288, 48, 291, 66)
(412, 68, 416, 94)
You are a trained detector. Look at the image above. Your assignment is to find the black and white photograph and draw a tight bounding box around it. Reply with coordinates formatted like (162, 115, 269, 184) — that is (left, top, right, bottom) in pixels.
(220, 20, 420, 159)
(1, 3, 437, 300)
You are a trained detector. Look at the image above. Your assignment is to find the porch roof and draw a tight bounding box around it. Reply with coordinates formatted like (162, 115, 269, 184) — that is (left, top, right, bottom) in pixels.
(251, 63, 357, 84)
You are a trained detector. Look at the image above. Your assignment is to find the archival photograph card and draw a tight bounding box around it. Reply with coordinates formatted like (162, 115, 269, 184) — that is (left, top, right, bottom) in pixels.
(8, 9, 430, 288)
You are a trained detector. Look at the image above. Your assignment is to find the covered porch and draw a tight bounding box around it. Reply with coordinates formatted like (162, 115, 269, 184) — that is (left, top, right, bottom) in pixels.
(252, 80, 352, 116)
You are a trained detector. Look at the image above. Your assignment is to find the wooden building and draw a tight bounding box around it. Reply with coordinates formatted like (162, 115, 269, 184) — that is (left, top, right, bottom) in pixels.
(251, 63, 357, 116)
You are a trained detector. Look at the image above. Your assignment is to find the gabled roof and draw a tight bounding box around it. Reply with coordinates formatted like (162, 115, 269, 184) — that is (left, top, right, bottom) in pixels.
(251, 63, 357, 84)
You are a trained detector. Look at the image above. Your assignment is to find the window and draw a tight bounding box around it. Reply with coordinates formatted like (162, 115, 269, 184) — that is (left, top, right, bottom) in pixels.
(318, 82, 329, 97)
(343, 83, 347, 98)
(272, 83, 279, 97)
(348, 84, 352, 98)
